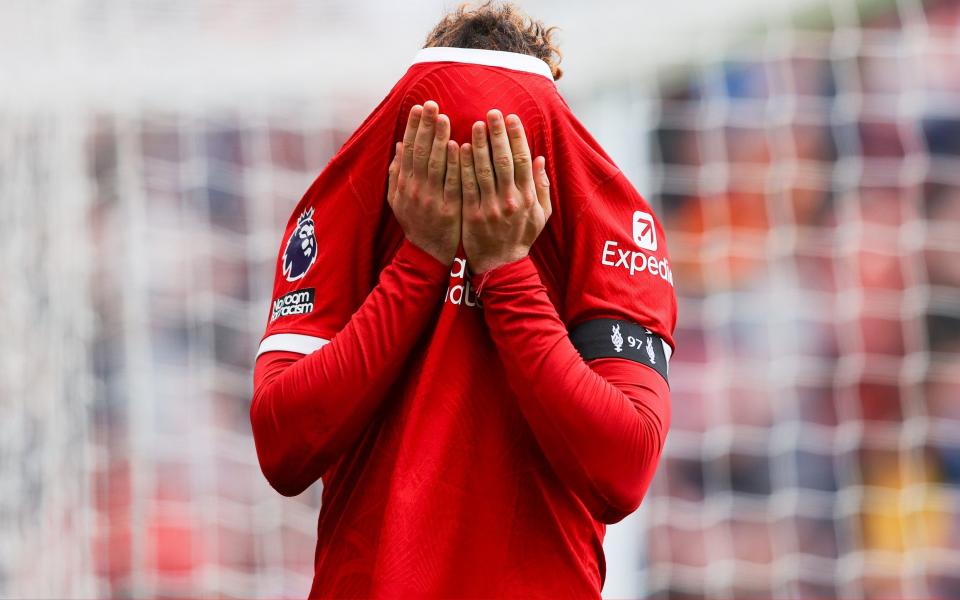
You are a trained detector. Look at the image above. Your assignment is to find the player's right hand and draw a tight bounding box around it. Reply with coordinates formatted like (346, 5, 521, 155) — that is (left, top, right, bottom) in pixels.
(387, 101, 463, 265)
(459, 110, 551, 275)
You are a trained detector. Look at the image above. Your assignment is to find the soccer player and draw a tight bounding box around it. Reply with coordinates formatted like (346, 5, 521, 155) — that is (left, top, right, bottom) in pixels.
(250, 3, 676, 597)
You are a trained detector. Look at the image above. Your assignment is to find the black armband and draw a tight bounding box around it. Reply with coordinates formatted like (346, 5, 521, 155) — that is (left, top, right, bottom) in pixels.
(569, 318, 670, 384)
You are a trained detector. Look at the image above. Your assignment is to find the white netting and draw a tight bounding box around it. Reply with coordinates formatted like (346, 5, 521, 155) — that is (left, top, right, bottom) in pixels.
(0, 106, 351, 596)
(1, 0, 959, 598)
(640, 0, 960, 597)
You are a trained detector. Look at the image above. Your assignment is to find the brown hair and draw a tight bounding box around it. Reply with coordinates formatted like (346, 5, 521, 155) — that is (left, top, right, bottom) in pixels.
(424, 2, 563, 80)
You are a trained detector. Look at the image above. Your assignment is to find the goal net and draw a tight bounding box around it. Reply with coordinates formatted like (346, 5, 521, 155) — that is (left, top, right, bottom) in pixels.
(0, 0, 958, 598)
(638, 0, 960, 597)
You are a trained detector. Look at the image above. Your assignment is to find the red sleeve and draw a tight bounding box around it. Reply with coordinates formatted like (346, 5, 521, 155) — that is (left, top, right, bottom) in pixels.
(474, 257, 670, 523)
(258, 78, 408, 355)
(259, 191, 378, 354)
(562, 172, 677, 348)
(251, 240, 449, 496)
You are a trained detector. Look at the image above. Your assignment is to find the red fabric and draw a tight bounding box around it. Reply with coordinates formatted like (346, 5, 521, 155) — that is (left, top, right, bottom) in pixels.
(251, 240, 450, 496)
(259, 61, 676, 349)
(251, 57, 678, 598)
(472, 256, 671, 524)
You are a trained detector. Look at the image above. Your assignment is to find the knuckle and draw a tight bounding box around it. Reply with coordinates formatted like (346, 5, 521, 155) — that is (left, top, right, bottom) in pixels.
(494, 154, 513, 170)
(428, 158, 444, 173)
(475, 166, 494, 181)
(403, 141, 416, 153)
(513, 153, 531, 168)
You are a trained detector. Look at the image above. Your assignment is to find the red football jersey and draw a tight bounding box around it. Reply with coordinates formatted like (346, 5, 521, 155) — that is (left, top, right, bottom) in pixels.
(257, 47, 677, 597)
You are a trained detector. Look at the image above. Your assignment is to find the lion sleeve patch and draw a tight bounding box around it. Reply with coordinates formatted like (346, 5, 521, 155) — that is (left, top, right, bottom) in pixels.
(282, 208, 318, 282)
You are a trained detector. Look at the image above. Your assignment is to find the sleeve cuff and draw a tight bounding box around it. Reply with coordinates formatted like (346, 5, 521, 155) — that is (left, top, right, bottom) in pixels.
(469, 255, 539, 294)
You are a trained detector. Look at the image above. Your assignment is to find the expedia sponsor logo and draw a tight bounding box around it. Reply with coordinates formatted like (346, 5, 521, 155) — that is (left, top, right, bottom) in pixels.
(271, 288, 315, 321)
(601, 241, 673, 285)
(632, 210, 658, 251)
(600, 210, 673, 286)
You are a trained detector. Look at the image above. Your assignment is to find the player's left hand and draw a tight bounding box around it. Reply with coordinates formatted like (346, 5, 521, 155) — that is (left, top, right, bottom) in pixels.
(459, 110, 552, 275)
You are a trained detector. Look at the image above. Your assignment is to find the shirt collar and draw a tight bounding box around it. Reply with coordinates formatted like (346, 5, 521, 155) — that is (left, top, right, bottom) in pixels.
(411, 46, 555, 81)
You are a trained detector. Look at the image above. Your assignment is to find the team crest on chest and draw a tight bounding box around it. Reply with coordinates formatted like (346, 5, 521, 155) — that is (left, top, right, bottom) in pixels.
(283, 208, 317, 282)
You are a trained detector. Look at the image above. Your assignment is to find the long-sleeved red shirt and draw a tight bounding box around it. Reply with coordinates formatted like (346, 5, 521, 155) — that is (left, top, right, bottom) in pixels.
(251, 47, 677, 598)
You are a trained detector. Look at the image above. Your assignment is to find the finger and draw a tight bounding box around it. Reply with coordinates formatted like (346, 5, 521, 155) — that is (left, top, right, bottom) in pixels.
(387, 142, 401, 209)
(471, 121, 496, 200)
(533, 156, 552, 219)
(413, 100, 439, 179)
(505, 114, 533, 191)
(460, 143, 480, 213)
(401, 105, 422, 175)
(444, 140, 462, 207)
(486, 109, 514, 193)
(426, 114, 450, 189)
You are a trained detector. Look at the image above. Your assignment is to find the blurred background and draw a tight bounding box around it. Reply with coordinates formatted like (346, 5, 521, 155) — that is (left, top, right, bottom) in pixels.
(2, 0, 959, 598)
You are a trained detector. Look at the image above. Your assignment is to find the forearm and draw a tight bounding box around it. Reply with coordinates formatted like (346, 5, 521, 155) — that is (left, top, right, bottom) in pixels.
(251, 240, 449, 496)
(475, 257, 671, 523)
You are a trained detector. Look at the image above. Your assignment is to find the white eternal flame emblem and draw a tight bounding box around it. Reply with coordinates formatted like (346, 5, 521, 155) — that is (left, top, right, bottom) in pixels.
(611, 324, 624, 353)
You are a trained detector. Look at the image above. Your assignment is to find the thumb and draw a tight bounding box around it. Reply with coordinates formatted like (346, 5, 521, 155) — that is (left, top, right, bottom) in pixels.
(387, 142, 401, 209)
(533, 156, 551, 219)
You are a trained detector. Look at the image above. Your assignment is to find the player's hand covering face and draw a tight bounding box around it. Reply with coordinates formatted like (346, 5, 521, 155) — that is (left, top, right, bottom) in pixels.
(460, 110, 552, 274)
(387, 102, 550, 272)
(387, 101, 463, 265)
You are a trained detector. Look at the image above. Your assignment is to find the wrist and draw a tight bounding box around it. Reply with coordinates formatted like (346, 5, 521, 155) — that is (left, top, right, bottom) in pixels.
(396, 238, 454, 281)
(406, 235, 456, 267)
